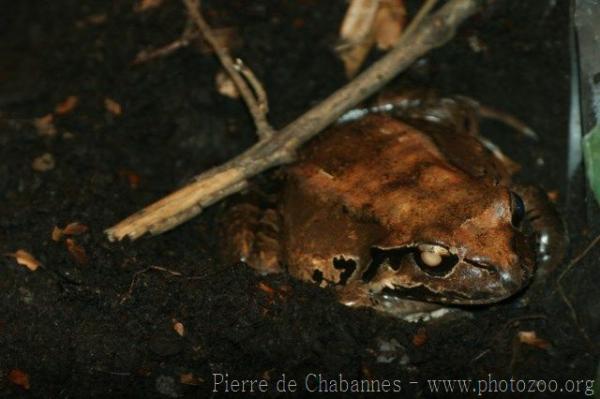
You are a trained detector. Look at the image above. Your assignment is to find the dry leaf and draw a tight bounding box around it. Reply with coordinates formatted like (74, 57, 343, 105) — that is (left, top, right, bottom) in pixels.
(52, 222, 87, 242)
(337, 0, 406, 76)
(66, 238, 88, 265)
(63, 222, 89, 236)
(8, 368, 30, 390)
(134, 0, 164, 12)
(374, 0, 406, 50)
(128, 173, 140, 189)
(337, 0, 379, 78)
(54, 96, 79, 115)
(172, 319, 185, 337)
(518, 331, 551, 350)
(340, 0, 379, 43)
(6, 250, 41, 271)
(180, 372, 203, 385)
(412, 327, 428, 347)
(104, 98, 123, 116)
(215, 70, 240, 99)
(51, 226, 63, 241)
(87, 13, 107, 25)
(277, 284, 292, 300)
(118, 169, 141, 189)
(340, 44, 373, 78)
(467, 34, 488, 53)
(32, 153, 55, 172)
(34, 114, 57, 137)
(75, 13, 107, 28)
(292, 17, 305, 29)
(257, 281, 275, 295)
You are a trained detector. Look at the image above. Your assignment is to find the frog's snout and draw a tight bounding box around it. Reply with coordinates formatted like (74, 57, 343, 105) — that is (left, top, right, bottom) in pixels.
(451, 255, 532, 304)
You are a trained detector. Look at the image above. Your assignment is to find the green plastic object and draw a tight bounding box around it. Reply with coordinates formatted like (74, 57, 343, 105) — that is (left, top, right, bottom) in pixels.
(583, 123, 600, 205)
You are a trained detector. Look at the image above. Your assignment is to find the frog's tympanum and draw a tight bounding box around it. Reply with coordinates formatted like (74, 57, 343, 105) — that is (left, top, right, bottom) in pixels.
(221, 91, 566, 318)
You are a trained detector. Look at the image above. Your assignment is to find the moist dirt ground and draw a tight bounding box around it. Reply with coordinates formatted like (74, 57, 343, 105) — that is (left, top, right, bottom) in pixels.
(0, 0, 598, 397)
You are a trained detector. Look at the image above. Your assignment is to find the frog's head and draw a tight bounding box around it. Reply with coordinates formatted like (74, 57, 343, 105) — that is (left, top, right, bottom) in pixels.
(359, 179, 536, 307)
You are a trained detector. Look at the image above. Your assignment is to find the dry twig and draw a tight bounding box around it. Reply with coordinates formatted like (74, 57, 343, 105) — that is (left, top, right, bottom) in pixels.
(184, 0, 274, 139)
(554, 233, 600, 351)
(106, 0, 481, 241)
(120, 265, 183, 303)
(132, 21, 198, 65)
(120, 265, 215, 303)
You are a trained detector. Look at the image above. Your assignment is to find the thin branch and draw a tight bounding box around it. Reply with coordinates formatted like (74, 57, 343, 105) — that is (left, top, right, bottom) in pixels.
(132, 22, 197, 65)
(120, 265, 183, 304)
(183, 0, 274, 139)
(106, 0, 481, 241)
(235, 59, 270, 116)
(402, 0, 439, 38)
(556, 283, 595, 351)
(557, 232, 600, 283)
(553, 233, 600, 352)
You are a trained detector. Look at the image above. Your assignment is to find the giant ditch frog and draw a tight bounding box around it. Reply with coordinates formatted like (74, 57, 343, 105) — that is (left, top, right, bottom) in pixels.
(221, 91, 566, 318)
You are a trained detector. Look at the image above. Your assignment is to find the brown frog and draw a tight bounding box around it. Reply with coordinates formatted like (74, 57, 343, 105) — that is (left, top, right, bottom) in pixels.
(220, 91, 566, 318)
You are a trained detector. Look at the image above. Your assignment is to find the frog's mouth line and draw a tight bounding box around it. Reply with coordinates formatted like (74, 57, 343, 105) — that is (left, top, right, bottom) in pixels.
(362, 245, 517, 305)
(379, 285, 500, 305)
(363, 245, 497, 282)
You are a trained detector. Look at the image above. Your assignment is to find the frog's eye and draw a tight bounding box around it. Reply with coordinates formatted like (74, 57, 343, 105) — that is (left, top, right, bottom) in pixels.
(414, 244, 458, 276)
(510, 192, 525, 227)
(364, 245, 458, 281)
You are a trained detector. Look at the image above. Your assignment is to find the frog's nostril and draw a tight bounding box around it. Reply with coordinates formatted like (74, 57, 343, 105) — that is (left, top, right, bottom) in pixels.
(498, 268, 522, 293)
(467, 261, 523, 299)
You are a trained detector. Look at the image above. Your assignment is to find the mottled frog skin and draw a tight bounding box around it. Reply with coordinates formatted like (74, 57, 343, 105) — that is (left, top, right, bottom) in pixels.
(221, 92, 566, 318)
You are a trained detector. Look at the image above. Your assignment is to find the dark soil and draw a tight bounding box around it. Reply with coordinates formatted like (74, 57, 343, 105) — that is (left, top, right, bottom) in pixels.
(1, 0, 598, 397)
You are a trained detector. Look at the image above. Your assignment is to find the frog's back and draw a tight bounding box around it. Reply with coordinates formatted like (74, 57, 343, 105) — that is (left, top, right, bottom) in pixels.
(282, 114, 518, 284)
(286, 113, 509, 226)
